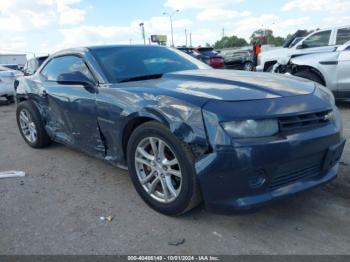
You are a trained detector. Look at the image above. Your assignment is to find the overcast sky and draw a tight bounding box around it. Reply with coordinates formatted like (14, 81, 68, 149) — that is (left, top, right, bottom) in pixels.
(0, 0, 349, 56)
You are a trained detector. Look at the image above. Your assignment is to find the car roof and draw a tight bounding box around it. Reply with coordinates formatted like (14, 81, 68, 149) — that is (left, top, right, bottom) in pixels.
(314, 25, 350, 31)
(50, 45, 167, 57)
(87, 44, 167, 50)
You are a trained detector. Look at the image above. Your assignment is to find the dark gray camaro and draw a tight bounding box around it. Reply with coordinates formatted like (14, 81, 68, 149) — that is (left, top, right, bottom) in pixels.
(15, 45, 345, 215)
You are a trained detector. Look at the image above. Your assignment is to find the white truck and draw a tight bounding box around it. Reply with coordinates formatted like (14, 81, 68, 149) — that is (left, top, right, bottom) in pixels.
(257, 25, 350, 72)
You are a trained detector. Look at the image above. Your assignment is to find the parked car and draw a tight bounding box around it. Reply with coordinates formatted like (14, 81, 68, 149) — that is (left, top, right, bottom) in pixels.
(15, 45, 345, 215)
(223, 50, 254, 71)
(23, 56, 49, 76)
(177, 47, 200, 59)
(257, 26, 350, 72)
(194, 47, 225, 68)
(273, 40, 350, 101)
(0, 65, 22, 103)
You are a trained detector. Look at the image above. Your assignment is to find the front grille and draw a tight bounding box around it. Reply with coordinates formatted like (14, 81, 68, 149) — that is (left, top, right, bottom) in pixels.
(279, 111, 332, 131)
(269, 164, 321, 190)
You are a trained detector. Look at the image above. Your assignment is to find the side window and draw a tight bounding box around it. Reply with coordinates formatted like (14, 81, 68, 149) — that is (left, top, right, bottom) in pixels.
(303, 30, 331, 48)
(336, 28, 350, 45)
(41, 55, 93, 82)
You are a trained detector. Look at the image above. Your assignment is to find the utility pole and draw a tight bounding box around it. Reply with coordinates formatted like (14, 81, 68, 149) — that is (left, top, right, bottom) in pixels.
(139, 23, 146, 45)
(185, 29, 188, 46)
(163, 10, 180, 47)
(189, 31, 192, 47)
(222, 28, 225, 38)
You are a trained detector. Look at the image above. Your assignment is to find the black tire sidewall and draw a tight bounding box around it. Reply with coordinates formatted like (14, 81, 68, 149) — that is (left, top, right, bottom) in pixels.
(127, 122, 197, 216)
(16, 101, 50, 148)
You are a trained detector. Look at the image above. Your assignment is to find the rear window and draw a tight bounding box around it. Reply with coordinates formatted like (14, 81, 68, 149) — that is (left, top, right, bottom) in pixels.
(336, 28, 350, 45)
(197, 48, 218, 56)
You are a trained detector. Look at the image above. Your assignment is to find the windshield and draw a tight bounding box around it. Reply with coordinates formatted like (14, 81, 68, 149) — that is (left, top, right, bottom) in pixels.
(91, 46, 209, 83)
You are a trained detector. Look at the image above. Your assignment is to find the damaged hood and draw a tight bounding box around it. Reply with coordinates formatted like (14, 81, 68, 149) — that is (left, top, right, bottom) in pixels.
(159, 69, 315, 101)
(112, 69, 316, 105)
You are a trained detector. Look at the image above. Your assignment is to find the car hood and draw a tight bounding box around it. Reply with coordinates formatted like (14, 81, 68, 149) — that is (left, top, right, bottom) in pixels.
(159, 69, 315, 100)
(259, 48, 291, 60)
(111, 69, 316, 105)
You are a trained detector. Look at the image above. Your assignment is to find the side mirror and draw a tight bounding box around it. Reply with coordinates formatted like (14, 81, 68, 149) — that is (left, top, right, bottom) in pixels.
(57, 71, 95, 89)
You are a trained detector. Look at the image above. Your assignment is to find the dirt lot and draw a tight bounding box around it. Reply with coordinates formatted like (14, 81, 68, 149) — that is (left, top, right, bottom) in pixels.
(0, 100, 350, 255)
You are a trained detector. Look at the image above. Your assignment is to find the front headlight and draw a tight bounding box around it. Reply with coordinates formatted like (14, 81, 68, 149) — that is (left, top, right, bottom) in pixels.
(314, 84, 335, 106)
(221, 119, 279, 138)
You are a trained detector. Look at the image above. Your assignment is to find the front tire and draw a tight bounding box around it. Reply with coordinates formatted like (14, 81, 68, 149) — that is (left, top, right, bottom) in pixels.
(127, 121, 201, 216)
(16, 101, 51, 148)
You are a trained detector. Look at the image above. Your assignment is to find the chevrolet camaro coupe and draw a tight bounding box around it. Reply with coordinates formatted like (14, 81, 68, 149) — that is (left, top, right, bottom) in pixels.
(15, 45, 345, 215)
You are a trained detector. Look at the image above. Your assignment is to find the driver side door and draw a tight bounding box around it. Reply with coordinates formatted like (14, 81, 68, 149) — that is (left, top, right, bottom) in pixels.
(39, 55, 105, 156)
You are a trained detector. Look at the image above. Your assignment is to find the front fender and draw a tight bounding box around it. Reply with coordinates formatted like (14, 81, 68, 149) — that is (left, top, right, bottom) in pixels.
(290, 52, 340, 89)
(130, 96, 210, 157)
(96, 87, 210, 166)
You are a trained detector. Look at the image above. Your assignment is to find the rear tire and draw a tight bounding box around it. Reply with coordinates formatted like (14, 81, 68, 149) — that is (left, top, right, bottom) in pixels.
(16, 101, 51, 148)
(243, 62, 253, 71)
(127, 121, 201, 216)
(293, 70, 324, 86)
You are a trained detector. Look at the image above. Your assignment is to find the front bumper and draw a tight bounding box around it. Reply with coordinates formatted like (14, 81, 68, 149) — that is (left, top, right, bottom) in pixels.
(197, 106, 345, 214)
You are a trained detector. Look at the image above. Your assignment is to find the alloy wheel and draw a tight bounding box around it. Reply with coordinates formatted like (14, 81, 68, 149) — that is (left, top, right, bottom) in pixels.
(244, 62, 253, 71)
(134, 137, 182, 203)
(19, 109, 38, 144)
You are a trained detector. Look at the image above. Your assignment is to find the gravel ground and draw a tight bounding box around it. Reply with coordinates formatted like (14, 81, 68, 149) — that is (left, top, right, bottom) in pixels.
(0, 100, 349, 255)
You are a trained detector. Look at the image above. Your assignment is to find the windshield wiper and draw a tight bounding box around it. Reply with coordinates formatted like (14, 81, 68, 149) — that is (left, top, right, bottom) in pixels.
(119, 73, 163, 83)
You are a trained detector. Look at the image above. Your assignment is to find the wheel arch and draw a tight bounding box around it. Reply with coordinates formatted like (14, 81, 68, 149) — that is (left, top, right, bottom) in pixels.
(264, 60, 277, 72)
(121, 105, 210, 163)
(121, 110, 171, 162)
(293, 65, 326, 86)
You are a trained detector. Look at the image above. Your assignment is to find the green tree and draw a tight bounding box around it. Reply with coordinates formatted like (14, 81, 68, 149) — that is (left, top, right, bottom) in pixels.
(214, 35, 248, 49)
(250, 29, 285, 46)
(250, 29, 273, 44)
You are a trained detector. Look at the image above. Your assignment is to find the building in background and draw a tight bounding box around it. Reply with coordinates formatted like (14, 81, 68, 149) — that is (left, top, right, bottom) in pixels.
(0, 53, 27, 68)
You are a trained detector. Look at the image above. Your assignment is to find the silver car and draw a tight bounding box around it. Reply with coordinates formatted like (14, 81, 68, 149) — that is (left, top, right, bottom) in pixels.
(0, 65, 22, 103)
(273, 41, 350, 101)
